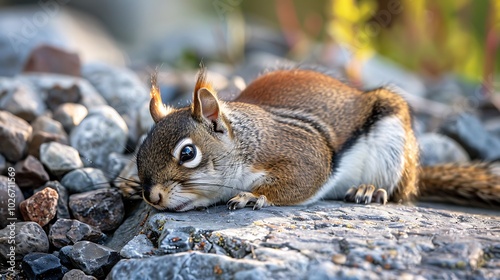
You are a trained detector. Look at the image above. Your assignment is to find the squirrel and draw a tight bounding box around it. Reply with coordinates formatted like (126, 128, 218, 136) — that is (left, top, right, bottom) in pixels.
(133, 65, 500, 212)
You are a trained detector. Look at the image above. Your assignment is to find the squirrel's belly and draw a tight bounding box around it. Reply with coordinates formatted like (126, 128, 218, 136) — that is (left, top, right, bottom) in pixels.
(302, 116, 407, 204)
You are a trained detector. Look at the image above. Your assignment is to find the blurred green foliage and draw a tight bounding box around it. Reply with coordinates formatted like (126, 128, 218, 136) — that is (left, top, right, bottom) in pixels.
(328, 0, 499, 81)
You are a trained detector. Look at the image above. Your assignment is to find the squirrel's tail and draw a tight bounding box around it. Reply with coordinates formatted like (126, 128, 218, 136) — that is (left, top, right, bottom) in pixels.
(418, 163, 500, 208)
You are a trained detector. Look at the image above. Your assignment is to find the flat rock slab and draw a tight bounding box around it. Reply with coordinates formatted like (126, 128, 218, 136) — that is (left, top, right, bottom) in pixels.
(109, 201, 500, 279)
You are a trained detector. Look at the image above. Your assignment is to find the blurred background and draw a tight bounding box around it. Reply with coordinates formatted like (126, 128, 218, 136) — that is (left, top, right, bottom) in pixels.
(0, 0, 499, 130)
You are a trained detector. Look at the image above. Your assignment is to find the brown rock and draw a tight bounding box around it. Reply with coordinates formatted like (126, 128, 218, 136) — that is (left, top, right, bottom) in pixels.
(0, 110, 32, 162)
(19, 187, 58, 227)
(46, 84, 82, 111)
(14, 155, 49, 188)
(28, 130, 69, 159)
(23, 45, 81, 77)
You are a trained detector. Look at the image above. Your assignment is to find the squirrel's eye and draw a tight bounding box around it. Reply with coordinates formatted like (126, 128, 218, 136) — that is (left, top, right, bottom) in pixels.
(173, 138, 202, 168)
(180, 145, 196, 163)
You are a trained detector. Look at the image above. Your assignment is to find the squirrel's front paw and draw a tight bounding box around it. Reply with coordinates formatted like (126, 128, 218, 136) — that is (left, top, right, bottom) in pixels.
(344, 184, 388, 205)
(227, 192, 270, 210)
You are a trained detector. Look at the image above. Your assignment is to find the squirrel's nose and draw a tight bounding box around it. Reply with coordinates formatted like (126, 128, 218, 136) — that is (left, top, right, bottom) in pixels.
(142, 182, 163, 205)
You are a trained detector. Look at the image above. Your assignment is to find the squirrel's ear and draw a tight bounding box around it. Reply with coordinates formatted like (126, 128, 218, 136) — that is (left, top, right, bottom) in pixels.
(149, 72, 173, 123)
(192, 87, 220, 122)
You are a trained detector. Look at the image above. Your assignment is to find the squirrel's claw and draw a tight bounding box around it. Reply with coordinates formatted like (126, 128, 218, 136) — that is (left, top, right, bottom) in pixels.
(227, 192, 270, 210)
(344, 184, 387, 205)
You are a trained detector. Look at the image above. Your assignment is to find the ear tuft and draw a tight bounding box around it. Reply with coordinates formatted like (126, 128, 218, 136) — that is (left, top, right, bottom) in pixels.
(193, 87, 220, 122)
(149, 71, 173, 123)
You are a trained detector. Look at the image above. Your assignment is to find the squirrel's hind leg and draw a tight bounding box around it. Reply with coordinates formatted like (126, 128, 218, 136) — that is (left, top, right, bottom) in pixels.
(344, 184, 388, 205)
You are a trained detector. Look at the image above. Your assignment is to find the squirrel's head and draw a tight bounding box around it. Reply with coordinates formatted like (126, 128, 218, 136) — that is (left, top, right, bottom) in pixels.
(137, 66, 237, 211)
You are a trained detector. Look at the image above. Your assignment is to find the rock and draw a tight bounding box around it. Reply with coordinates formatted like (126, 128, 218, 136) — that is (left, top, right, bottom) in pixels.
(0, 175, 24, 228)
(49, 219, 106, 249)
(137, 100, 155, 137)
(0, 77, 46, 122)
(441, 113, 500, 161)
(39, 181, 71, 219)
(82, 63, 149, 116)
(20, 73, 107, 109)
(0, 222, 49, 261)
(13, 155, 50, 188)
(105, 153, 131, 182)
(70, 106, 128, 168)
(19, 187, 58, 227)
(28, 130, 69, 159)
(0, 154, 6, 174)
(61, 168, 110, 194)
(69, 188, 124, 231)
(40, 142, 83, 178)
(46, 84, 82, 111)
(31, 115, 68, 140)
(0, 110, 32, 162)
(109, 201, 500, 279)
(58, 245, 73, 268)
(120, 234, 154, 259)
(63, 269, 97, 280)
(158, 226, 196, 254)
(82, 63, 149, 145)
(23, 45, 81, 77)
(22, 252, 66, 280)
(53, 103, 88, 133)
(68, 241, 120, 278)
(418, 133, 470, 166)
(108, 251, 300, 280)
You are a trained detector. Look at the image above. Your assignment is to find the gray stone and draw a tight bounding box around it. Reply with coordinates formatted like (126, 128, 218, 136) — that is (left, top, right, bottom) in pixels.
(158, 226, 196, 254)
(0, 221, 49, 261)
(69, 188, 124, 231)
(58, 245, 73, 267)
(82, 63, 149, 117)
(49, 219, 106, 249)
(68, 241, 120, 278)
(53, 103, 88, 133)
(82, 63, 148, 145)
(40, 142, 83, 178)
(31, 115, 68, 141)
(418, 133, 470, 166)
(0, 110, 32, 162)
(22, 252, 65, 280)
(105, 153, 131, 182)
(0, 175, 24, 229)
(39, 181, 71, 219)
(61, 168, 110, 194)
(20, 73, 108, 110)
(13, 155, 50, 188)
(110, 201, 500, 279)
(63, 269, 97, 280)
(441, 113, 500, 161)
(70, 105, 128, 168)
(120, 234, 154, 259)
(0, 77, 46, 122)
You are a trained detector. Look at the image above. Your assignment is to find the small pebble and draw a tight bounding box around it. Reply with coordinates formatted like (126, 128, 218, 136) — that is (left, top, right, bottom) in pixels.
(69, 241, 121, 278)
(19, 187, 58, 227)
(14, 155, 49, 188)
(22, 252, 66, 280)
(40, 142, 83, 178)
(61, 167, 110, 194)
(0, 110, 32, 162)
(49, 218, 106, 249)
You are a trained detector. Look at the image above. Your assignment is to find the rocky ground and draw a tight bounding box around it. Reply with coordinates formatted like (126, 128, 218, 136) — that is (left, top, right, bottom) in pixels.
(0, 4, 500, 280)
